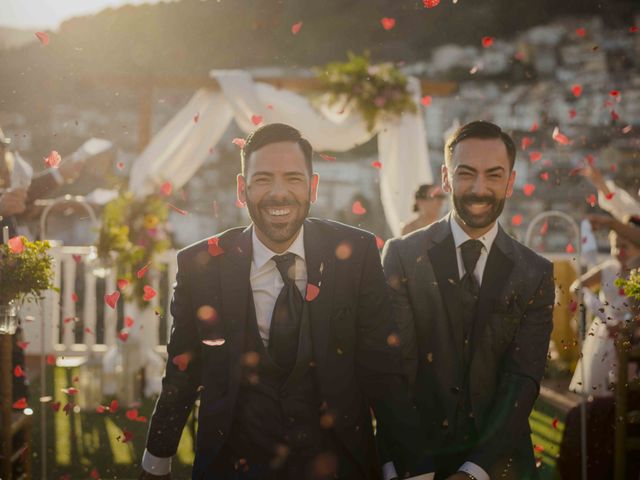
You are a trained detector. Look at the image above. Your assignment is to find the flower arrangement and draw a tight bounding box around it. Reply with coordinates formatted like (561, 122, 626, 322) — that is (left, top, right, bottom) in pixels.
(316, 52, 416, 132)
(96, 191, 171, 307)
(616, 269, 640, 302)
(0, 237, 54, 305)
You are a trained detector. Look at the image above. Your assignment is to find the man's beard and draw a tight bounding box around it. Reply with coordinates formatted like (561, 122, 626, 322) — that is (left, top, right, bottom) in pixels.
(452, 192, 506, 229)
(246, 195, 310, 245)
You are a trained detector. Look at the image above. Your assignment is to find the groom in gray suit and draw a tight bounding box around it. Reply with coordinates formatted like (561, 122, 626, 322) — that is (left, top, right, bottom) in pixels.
(381, 121, 555, 480)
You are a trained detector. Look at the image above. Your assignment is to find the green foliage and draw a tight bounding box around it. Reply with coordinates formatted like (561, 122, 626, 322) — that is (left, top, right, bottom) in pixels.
(0, 238, 54, 304)
(96, 191, 170, 307)
(316, 53, 416, 132)
(615, 269, 640, 301)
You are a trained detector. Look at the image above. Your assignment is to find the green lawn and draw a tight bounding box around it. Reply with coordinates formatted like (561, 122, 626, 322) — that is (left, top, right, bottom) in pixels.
(24, 366, 567, 479)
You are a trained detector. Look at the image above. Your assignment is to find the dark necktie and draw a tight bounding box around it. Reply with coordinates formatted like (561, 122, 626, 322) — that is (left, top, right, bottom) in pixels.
(268, 253, 303, 372)
(460, 239, 484, 346)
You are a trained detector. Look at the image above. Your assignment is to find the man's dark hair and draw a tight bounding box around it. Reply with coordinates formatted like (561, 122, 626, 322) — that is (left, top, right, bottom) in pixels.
(241, 123, 313, 176)
(445, 120, 517, 170)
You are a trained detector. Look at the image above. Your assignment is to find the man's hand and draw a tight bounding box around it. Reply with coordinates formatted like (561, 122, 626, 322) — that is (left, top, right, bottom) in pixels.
(138, 471, 170, 480)
(446, 473, 472, 480)
(0, 188, 27, 216)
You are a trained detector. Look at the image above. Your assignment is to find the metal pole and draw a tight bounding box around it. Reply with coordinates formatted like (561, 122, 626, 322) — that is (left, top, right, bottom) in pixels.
(40, 300, 46, 480)
(525, 210, 587, 480)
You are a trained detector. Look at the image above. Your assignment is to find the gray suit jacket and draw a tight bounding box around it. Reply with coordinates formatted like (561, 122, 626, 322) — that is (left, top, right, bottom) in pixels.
(381, 215, 555, 477)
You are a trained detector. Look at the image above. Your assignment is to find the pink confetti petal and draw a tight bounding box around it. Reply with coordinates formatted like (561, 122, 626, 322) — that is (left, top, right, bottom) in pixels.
(12, 397, 27, 409)
(306, 284, 320, 302)
(104, 291, 120, 309)
(481, 36, 494, 48)
(351, 201, 366, 215)
(125, 316, 135, 328)
(521, 137, 533, 150)
(172, 352, 192, 372)
(251, 115, 263, 126)
(552, 127, 571, 145)
(35, 31, 50, 45)
(14, 365, 24, 377)
(44, 150, 61, 168)
(566, 243, 575, 254)
(319, 153, 336, 162)
(208, 237, 225, 257)
(167, 202, 188, 216)
(136, 262, 151, 279)
(117, 331, 129, 342)
(375, 236, 385, 249)
(576, 27, 586, 37)
(160, 181, 173, 197)
(371, 161, 382, 169)
(117, 278, 129, 290)
(380, 18, 396, 30)
(420, 95, 432, 106)
(523, 184, 536, 197)
(571, 84, 582, 97)
(291, 21, 303, 34)
(232, 138, 246, 148)
(511, 214, 523, 226)
(529, 151, 542, 163)
(423, 0, 440, 7)
(143, 285, 157, 301)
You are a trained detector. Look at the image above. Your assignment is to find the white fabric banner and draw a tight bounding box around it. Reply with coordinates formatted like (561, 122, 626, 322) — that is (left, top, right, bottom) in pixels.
(129, 70, 432, 236)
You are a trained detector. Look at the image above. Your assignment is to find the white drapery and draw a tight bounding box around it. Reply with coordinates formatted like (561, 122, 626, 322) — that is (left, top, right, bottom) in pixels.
(129, 70, 432, 236)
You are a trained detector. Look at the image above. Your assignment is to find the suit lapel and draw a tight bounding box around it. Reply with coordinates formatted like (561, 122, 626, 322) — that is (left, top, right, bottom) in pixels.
(427, 218, 466, 364)
(471, 225, 515, 355)
(217, 226, 252, 387)
(303, 219, 335, 373)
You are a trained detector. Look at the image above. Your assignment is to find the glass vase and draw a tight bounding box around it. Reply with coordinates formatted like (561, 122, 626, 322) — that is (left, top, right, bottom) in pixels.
(0, 300, 19, 335)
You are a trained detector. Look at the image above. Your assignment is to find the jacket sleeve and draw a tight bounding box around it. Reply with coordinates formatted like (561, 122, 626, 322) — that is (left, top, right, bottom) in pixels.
(467, 262, 555, 472)
(145, 250, 202, 458)
(355, 236, 433, 477)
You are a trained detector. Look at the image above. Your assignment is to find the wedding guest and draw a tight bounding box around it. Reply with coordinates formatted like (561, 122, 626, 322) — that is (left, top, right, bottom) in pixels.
(580, 164, 640, 221)
(400, 184, 447, 235)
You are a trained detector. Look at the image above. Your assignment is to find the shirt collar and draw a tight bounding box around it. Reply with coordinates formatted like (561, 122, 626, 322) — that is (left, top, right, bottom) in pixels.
(251, 225, 306, 270)
(449, 215, 499, 253)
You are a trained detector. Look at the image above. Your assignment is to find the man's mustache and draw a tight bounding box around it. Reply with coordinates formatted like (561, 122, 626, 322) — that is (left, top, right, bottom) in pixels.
(461, 194, 497, 205)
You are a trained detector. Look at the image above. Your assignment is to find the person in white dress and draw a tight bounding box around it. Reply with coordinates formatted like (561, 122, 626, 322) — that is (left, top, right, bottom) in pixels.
(569, 218, 640, 396)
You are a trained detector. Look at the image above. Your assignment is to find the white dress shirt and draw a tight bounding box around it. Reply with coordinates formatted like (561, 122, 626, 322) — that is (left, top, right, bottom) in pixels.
(598, 179, 640, 221)
(142, 227, 308, 475)
(383, 217, 499, 480)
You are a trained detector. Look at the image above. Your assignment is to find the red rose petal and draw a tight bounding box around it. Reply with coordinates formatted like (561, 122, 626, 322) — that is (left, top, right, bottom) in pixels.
(44, 150, 61, 168)
(232, 138, 246, 148)
(208, 237, 225, 257)
(291, 21, 303, 34)
(586, 194, 596, 207)
(116, 162, 125, 170)
(8, 236, 25, 254)
(126, 408, 139, 421)
(143, 285, 157, 302)
(630, 26, 638, 33)
(13, 397, 28, 409)
(52, 401, 61, 412)
(71, 292, 78, 303)
(63, 387, 78, 395)
(251, 115, 263, 126)
(136, 262, 151, 279)
(576, 27, 586, 37)
(96, 405, 106, 414)
(610, 90, 620, 97)
(14, 365, 24, 377)
(420, 95, 432, 106)
(540, 172, 549, 181)
(552, 127, 571, 145)
(72, 254, 82, 263)
(167, 202, 188, 215)
(380, 18, 396, 30)
(118, 331, 129, 342)
(566, 243, 575, 254)
(117, 278, 129, 290)
(160, 181, 173, 197)
(104, 291, 120, 309)
(371, 161, 382, 169)
(306, 284, 320, 302)
(172, 352, 192, 372)
(319, 153, 336, 162)
(611, 110, 619, 121)
(35, 31, 50, 45)
(47, 355, 56, 366)
(481, 36, 494, 48)
(540, 221, 549, 236)
(523, 184, 536, 197)
(90, 468, 101, 479)
(552, 417, 559, 429)
(571, 84, 582, 97)
(511, 214, 523, 226)
(16, 341, 29, 350)
(521, 137, 533, 150)
(530, 122, 539, 132)
(534, 444, 545, 453)
(351, 201, 367, 215)
(109, 399, 119, 412)
(423, 0, 440, 7)
(605, 192, 615, 200)
(375, 236, 385, 249)
(125, 316, 135, 328)
(529, 151, 542, 163)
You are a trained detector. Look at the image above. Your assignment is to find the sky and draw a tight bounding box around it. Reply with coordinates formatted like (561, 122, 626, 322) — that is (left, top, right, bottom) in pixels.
(2, 0, 164, 30)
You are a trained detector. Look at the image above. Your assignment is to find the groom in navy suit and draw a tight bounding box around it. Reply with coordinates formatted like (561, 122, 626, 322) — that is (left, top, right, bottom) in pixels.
(140, 123, 433, 479)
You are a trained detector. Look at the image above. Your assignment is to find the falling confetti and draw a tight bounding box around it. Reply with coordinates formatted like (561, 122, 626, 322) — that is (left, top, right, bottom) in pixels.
(117, 278, 129, 290)
(143, 285, 157, 301)
(35, 32, 50, 45)
(511, 214, 523, 226)
(13, 398, 28, 409)
(380, 18, 396, 30)
(125, 316, 135, 328)
(136, 262, 151, 279)
(423, 0, 440, 7)
(104, 291, 120, 309)
(523, 184, 536, 197)
(291, 21, 303, 34)
(375, 236, 385, 249)
(481, 36, 494, 48)
(16, 341, 29, 350)
(351, 201, 366, 215)
(71, 292, 79, 302)
(521, 137, 533, 150)
(540, 172, 549, 182)
(167, 203, 188, 216)
(319, 153, 336, 162)
(193, 112, 200, 123)
(566, 243, 575, 254)
(117, 331, 129, 342)
(160, 181, 173, 197)
(540, 221, 549, 235)
(172, 352, 192, 372)
(208, 237, 225, 257)
(14, 365, 24, 377)
(420, 95, 432, 106)
(529, 151, 542, 163)
(232, 138, 246, 148)
(586, 194, 596, 207)
(552, 127, 571, 145)
(371, 161, 382, 169)
(251, 115, 263, 126)
(571, 84, 583, 97)
(47, 355, 56, 365)
(609, 90, 620, 97)
(576, 27, 586, 37)
(306, 284, 320, 301)
(552, 417, 559, 429)
(44, 150, 61, 168)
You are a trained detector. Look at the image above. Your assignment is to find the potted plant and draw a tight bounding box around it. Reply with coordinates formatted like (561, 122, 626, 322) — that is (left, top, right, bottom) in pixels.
(0, 236, 54, 334)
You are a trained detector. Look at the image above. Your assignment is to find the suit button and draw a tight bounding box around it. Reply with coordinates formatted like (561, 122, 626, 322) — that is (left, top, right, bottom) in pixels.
(450, 386, 460, 394)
